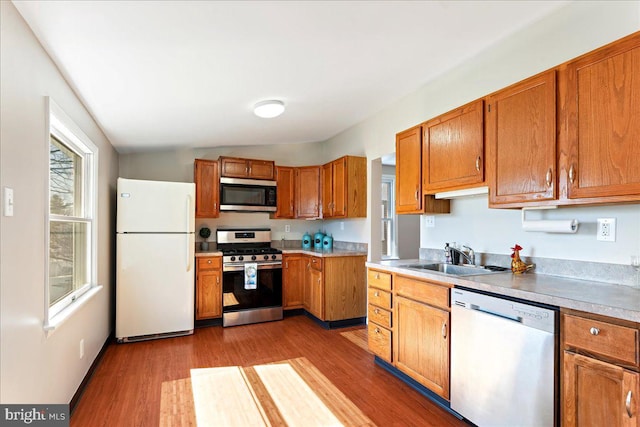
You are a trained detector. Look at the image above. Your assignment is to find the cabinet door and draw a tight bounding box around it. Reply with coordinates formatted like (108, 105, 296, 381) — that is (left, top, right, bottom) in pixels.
(194, 159, 219, 218)
(219, 157, 249, 178)
(304, 264, 324, 320)
(296, 166, 321, 218)
(423, 99, 484, 192)
(283, 255, 305, 309)
(332, 158, 347, 217)
(563, 351, 639, 427)
(196, 269, 222, 319)
(274, 166, 295, 219)
(394, 296, 449, 399)
(321, 162, 334, 218)
(248, 160, 275, 180)
(560, 33, 640, 202)
(396, 126, 423, 213)
(486, 70, 557, 207)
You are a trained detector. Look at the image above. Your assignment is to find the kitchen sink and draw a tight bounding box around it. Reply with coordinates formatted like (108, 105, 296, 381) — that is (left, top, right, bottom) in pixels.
(399, 263, 507, 276)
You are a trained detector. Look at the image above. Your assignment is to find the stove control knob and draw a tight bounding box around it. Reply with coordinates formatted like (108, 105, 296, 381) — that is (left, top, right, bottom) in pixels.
(251, 255, 257, 261)
(230, 256, 236, 262)
(238, 256, 244, 261)
(271, 255, 277, 260)
(264, 255, 269, 260)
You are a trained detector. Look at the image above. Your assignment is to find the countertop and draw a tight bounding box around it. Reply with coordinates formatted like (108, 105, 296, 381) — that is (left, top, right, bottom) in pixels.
(195, 248, 366, 258)
(282, 248, 367, 257)
(366, 259, 640, 323)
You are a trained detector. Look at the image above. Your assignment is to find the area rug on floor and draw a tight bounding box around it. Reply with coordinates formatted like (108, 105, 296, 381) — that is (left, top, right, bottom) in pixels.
(159, 357, 375, 427)
(339, 328, 370, 353)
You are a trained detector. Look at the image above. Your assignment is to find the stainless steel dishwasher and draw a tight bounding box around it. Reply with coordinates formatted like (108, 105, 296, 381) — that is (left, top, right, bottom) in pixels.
(450, 288, 557, 427)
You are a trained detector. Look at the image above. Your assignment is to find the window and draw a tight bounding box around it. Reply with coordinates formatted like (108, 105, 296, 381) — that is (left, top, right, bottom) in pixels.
(46, 98, 98, 322)
(381, 175, 396, 259)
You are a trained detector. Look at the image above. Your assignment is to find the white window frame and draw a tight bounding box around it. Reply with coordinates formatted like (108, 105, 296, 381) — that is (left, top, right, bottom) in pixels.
(381, 174, 397, 260)
(45, 98, 100, 331)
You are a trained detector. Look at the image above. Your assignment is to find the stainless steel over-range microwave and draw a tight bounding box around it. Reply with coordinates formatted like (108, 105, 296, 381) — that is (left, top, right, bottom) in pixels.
(219, 177, 277, 212)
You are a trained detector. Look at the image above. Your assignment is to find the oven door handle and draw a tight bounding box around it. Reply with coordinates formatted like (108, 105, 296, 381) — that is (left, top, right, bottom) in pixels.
(223, 262, 283, 272)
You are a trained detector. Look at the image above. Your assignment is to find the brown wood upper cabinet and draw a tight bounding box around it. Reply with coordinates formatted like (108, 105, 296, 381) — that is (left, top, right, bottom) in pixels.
(423, 99, 485, 193)
(296, 166, 321, 219)
(322, 156, 366, 219)
(273, 166, 295, 219)
(486, 70, 557, 207)
(219, 156, 275, 180)
(396, 125, 424, 214)
(194, 158, 220, 218)
(558, 32, 640, 204)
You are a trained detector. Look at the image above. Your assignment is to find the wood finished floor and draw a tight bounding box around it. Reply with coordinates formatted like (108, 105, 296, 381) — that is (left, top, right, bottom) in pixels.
(71, 315, 468, 426)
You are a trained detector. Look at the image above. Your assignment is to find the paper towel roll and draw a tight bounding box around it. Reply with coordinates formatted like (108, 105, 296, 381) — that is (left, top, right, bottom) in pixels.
(522, 220, 579, 233)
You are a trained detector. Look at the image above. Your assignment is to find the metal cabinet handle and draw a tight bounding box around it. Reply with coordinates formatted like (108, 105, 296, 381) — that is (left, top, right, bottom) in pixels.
(590, 327, 600, 336)
(569, 165, 576, 184)
(626, 390, 633, 418)
(442, 322, 447, 339)
(374, 291, 380, 297)
(216, 276, 219, 284)
(374, 308, 380, 315)
(285, 262, 289, 268)
(475, 156, 481, 172)
(375, 273, 380, 279)
(207, 259, 212, 264)
(374, 328, 380, 334)
(415, 190, 419, 201)
(545, 168, 553, 187)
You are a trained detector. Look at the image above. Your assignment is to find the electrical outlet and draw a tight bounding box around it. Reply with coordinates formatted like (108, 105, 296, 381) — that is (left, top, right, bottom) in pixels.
(79, 339, 85, 359)
(424, 216, 435, 228)
(596, 218, 616, 242)
(340, 222, 344, 230)
(285, 225, 290, 233)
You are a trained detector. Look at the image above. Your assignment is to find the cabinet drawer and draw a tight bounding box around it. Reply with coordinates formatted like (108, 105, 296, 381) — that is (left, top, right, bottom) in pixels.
(563, 314, 639, 366)
(395, 275, 449, 309)
(197, 257, 221, 270)
(368, 287, 392, 310)
(368, 323, 392, 362)
(368, 269, 392, 291)
(368, 304, 392, 329)
(309, 256, 323, 271)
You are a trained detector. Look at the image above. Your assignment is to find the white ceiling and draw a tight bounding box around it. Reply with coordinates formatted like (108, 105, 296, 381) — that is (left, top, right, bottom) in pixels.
(13, 1, 569, 154)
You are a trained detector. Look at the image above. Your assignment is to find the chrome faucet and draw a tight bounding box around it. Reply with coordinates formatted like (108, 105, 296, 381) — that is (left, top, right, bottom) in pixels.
(449, 245, 475, 266)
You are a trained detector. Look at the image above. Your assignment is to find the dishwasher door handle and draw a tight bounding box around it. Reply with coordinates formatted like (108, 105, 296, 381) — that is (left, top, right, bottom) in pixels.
(471, 304, 522, 323)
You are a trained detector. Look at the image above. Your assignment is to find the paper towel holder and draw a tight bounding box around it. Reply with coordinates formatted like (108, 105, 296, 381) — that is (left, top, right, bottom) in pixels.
(521, 206, 579, 233)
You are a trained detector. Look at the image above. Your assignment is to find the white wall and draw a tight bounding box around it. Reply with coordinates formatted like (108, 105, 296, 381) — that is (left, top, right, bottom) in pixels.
(0, 1, 119, 404)
(322, 1, 640, 264)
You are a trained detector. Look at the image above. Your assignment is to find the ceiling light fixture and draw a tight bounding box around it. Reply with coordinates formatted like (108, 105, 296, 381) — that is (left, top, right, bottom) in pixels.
(253, 100, 285, 118)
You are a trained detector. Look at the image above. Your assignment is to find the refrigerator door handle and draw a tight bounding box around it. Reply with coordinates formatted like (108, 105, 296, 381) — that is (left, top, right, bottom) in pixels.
(186, 194, 192, 232)
(186, 234, 192, 272)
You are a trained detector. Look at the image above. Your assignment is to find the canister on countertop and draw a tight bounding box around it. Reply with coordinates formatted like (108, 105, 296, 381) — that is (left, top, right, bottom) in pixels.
(302, 232, 312, 249)
(314, 231, 324, 250)
(322, 234, 333, 250)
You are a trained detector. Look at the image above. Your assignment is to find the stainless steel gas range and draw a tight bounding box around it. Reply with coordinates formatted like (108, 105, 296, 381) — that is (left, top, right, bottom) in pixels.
(216, 228, 283, 327)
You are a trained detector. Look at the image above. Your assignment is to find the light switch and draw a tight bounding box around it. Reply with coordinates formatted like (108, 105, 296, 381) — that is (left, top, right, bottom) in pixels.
(3, 187, 14, 217)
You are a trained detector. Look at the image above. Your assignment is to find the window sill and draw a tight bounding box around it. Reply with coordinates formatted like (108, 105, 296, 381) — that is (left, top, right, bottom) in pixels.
(44, 285, 103, 336)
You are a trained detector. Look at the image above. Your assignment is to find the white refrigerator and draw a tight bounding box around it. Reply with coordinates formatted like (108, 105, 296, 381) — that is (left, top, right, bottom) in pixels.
(116, 177, 195, 342)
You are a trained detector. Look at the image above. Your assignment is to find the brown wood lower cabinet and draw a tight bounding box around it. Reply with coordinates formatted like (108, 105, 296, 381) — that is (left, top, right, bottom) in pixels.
(304, 257, 324, 319)
(283, 254, 305, 309)
(298, 254, 366, 322)
(562, 309, 640, 427)
(394, 294, 450, 399)
(366, 268, 451, 400)
(195, 256, 222, 320)
(563, 351, 639, 427)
